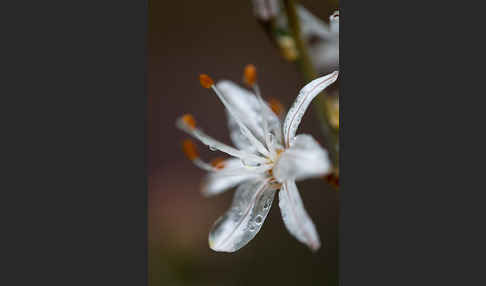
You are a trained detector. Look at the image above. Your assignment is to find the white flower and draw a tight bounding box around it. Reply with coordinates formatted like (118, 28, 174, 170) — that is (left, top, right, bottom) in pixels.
(299, 8, 339, 73)
(274, 6, 339, 72)
(177, 66, 338, 252)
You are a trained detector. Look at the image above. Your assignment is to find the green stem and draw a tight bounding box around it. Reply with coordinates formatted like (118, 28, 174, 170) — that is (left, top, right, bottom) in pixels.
(283, 0, 315, 79)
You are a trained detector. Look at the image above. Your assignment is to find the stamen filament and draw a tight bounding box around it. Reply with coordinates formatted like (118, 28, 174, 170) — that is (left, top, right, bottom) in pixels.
(194, 158, 218, 172)
(216, 163, 272, 176)
(177, 116, 266, 163)
(210, 157, 226, 170)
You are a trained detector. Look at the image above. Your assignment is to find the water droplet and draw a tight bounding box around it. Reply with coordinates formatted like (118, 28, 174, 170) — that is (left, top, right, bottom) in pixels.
(209, 145, 217, 151)
(255, 215, 263, 224)
(263, 201, 270, 210)
(249, 225, 256, 231)
(242, 158, 259, 167)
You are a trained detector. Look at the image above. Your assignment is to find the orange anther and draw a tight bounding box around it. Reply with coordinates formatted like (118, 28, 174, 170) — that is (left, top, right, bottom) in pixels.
(268, 98, 284, 116)
(244, 64, 257, 86)
(210, 157, 226, 169)
(182, 139, 199, 161)
(181, 114, 196, 129)
(199, 74, 214, 88)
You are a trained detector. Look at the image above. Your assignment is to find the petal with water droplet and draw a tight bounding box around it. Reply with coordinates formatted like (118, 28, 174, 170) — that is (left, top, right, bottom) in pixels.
(208, 179, 277, 252)
(283, 71, 338, 147)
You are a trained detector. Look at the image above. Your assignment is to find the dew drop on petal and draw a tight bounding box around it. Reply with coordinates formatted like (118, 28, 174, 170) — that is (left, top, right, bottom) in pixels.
(263, 200, 270, 210)
(255, 215, 263, 224)
(242, 158, 260, 167)
(209, 145, 217, 151)
(249, 225, 256, 231)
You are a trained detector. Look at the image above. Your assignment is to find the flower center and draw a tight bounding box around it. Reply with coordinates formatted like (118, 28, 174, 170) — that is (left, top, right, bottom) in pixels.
(267, 148, 284, 179)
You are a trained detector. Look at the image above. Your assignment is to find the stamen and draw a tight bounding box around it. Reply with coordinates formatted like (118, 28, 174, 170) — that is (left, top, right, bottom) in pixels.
(181, 114, 196, 130)
(182, 139, 199, 161)
(176, 115, 266, 163)
(210, 157, 226, 169)
(194, 158, 217, 172)
(244, 68, 282, 156)
(182, 139, 225, 171)
(199, 74, 214, 88)
(243, 64, 257, 87)
(242, 63, 273, 153)
(268, 98, 284, 116)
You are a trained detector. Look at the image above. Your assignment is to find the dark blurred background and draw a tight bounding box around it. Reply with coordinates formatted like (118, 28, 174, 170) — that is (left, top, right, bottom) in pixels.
(148, 1, 339, 285)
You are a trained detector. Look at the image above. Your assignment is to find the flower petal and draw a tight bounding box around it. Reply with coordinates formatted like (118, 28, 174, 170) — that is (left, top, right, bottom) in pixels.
(208, 179, 277, 252)
(202, 159, 266, 197)
(297, 5, 334, 40)
(296, 7, 339, 73)
(283, 71, 338, 147)
(309, 40, 339, 73)
(329, 10, 339, 34)
(273, 134, 331, 182)
(216, 80, 282, 151)
(279, 180, 320, 251)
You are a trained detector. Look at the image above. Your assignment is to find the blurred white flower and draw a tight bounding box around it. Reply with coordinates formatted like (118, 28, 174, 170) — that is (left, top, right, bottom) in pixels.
(177, 66, 338, 252)
(298, 8, 339, 73)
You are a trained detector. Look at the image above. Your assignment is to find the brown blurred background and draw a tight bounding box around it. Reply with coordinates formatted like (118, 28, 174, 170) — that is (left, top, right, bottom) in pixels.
(148, 1, 339, 285)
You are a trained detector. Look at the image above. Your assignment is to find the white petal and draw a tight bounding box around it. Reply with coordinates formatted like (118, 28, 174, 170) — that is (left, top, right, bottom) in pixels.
(216, 81, 264, 150)
(297, 5, 334, 40)
(310, 40, 339, 73)
(212, 85, 270, 157)
(208, 179, 277, 252)
(283, 71, 338, 147)
(253, 86, 284, 149)
(297, 7, 339, 73)
(273, 134, 331, 182)
(202, 159, 265, 197)
(216, 80, 282, 151)
(279, 180, 320, 251)
(329, 10, 339, 34)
